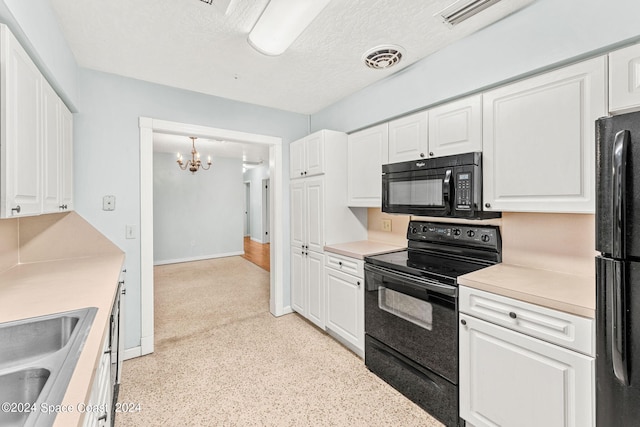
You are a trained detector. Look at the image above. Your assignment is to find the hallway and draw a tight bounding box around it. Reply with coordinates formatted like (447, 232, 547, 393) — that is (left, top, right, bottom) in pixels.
(241, 236, 270, 271)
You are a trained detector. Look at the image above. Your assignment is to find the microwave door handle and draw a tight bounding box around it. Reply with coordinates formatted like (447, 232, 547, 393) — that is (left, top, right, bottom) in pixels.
(612, 130, 629, 259)
(443, 169, 453, 214)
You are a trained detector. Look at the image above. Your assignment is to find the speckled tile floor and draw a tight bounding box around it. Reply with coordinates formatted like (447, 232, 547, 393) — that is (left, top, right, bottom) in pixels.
(116, 257, 444, 426)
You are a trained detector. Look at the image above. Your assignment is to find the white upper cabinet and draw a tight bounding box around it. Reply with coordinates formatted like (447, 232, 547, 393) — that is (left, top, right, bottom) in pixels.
(347, 123, 388, 207)
(482, 56, 606, 213)
(0, 25, 73, 218)
(609, 42, 640, 114)
(59, 101, 73, 211)
(290, 132, 325, 179)
(388, 111, 428, 163)
(42, 81, 60, 214)
(428, 94, 482, 158)
(1, 25, 42, 217)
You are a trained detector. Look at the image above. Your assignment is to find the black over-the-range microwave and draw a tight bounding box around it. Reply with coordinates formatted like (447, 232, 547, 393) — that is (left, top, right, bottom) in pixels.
(381, 152, 501, 219)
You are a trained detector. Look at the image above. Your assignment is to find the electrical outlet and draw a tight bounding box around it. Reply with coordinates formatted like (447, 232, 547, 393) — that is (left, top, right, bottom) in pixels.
(382, 219, 392, 232)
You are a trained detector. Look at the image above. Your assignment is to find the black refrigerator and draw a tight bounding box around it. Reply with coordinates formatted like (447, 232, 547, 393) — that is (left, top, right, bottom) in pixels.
(596, 111, 640, 426)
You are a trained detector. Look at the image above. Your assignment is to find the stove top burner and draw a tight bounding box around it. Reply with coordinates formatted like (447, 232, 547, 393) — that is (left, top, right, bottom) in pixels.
(364, 221, 502, 285)
(365, 249, 491, 285)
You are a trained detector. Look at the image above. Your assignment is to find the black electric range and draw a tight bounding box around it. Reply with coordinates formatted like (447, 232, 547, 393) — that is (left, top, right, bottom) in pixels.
(364, 221, 502, 427)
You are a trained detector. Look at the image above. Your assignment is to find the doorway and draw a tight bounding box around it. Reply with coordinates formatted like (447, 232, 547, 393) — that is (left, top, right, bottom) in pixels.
(138, 117, 287, 358)
(244, 182, 251, 237)
(262, 179, 270, 244)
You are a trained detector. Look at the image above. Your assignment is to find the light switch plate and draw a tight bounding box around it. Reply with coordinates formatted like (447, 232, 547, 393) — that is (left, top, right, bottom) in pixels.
(103, 195, 116, 211)
(125, 225, 136, 239)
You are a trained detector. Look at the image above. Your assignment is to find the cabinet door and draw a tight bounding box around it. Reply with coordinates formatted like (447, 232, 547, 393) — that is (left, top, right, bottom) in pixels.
(3, 30, 42, 217)
(42, 81, 60, 213)
(482, 57, 606, 213)
(59, 101, 73, 210)
(290, 138, 305, 179)
(306, 250, 325, 329)
(304, 132, 324, 177)
(290, 247, 306, 315)
(460, 313, 594, 427)
(609, 43, 640, 114)
(305, 178, 324, 253)
(347, 123, 388, 207)
(290, 181, 305, 247)
(428, 94, 482, 157)
(325, 267, 363, 353)
(388, 111, 428, 163)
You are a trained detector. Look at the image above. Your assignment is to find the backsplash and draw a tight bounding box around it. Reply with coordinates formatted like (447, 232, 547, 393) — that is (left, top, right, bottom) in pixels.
(367, 208, 410, 247)
(367, 209, 596, 277)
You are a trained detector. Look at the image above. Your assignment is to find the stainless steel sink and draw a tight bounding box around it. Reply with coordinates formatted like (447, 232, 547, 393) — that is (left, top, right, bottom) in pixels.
(0, 308, 97, 427)
(0, 316, 79, 370)
(0, 369, 51, 427)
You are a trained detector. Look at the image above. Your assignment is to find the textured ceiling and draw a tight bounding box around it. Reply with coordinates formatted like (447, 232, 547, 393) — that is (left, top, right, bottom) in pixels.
(49, 0, 536, 114)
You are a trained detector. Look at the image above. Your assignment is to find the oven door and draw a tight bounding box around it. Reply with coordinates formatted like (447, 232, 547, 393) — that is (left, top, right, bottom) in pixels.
(382, 165, 454, 216)
(364, 263, 457, 383)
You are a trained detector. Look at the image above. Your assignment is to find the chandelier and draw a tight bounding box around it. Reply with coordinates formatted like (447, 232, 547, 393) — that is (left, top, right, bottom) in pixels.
(177, 137, 211, 173)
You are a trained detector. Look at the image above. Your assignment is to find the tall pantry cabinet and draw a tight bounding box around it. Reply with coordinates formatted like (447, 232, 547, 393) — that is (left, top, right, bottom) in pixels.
(290, 130, 367, 329)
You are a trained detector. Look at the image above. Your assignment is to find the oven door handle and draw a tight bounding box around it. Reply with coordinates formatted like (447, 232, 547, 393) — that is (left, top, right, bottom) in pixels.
(364, 264, 456, 297)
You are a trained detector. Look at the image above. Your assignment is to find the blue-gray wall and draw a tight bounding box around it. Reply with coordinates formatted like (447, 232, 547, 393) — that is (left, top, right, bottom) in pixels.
(153, 153, 244, 264)
(311, 0, 640, 132)
(74, 69, 307, 349)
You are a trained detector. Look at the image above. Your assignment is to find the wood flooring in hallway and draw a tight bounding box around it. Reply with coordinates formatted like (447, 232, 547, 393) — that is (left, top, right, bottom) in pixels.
(241, 236, 270, 271)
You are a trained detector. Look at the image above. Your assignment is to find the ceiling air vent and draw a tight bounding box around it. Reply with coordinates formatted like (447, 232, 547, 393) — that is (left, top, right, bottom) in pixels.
(362, 45, 405, 70)
(437, 0, 502, 26)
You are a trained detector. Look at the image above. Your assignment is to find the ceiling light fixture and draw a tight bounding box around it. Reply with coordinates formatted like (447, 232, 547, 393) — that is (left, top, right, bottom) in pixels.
(436, 0, 502, 26)
(177, 137, 212, 174)
(248, 0, 331, 56)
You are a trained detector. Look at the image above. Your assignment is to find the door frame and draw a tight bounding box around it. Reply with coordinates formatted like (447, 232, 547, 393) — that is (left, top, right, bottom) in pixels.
(139, 117, 286, 356)
(262, 178, 270, 243)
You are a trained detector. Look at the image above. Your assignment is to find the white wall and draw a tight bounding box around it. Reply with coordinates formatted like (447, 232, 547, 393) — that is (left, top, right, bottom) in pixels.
(153, 153, 244, 264)
(243, 165, 270, 243)
(311, 0, 640, 132)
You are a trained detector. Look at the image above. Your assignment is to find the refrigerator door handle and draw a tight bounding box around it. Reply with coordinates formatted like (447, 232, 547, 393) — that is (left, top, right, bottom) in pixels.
(611, 261, 629, 385)
(612, 130, 629, 259)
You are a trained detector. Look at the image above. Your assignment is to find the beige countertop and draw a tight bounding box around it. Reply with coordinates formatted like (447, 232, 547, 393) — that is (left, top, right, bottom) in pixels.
(0, 212, 125, 427)
(0, 253, 124, 427)
(324, 240, 405, 260)
(458, 263, 595, 318)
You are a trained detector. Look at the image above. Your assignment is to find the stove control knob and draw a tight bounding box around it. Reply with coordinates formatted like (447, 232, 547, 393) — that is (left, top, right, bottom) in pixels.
(467, 230, 475, 238)
(453, 228, 461, 236)
(481, 234, 491, 242)
(411, 227, 418, 234)
(422, 226, 428, 232)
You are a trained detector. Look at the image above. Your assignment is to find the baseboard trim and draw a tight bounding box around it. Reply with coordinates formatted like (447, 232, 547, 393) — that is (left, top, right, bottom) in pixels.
(123, 346, 142, 360)
(250, 237, 264, 244)
(273, 305, 294, 316)
(154, 251, 244, 266)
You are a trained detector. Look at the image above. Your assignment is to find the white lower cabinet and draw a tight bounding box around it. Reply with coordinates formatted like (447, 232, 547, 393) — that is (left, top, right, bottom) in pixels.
(290, 247, 325, 329)
(83, 327, 112, 427)
(459, 287, 594, 427)
(324, 252, 364, 357)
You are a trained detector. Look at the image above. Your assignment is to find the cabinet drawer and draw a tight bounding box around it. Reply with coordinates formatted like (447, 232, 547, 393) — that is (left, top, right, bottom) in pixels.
(459, 286, 594, 356)
(325, 252, 364, 277)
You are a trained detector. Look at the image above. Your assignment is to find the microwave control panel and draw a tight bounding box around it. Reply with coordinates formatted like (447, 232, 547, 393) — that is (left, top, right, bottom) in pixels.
(456, 172, 472, 210)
